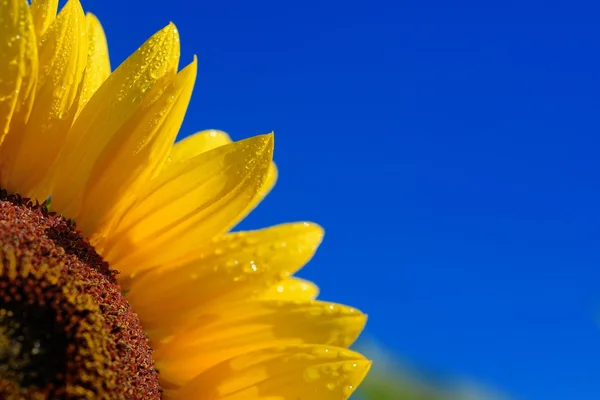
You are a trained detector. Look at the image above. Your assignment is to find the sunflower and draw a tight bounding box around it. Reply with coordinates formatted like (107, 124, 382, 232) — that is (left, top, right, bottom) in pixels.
(0, 0, 370, 398)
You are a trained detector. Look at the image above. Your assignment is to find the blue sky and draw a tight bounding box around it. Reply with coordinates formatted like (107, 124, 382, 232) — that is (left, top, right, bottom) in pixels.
(83, 0, 600, 398)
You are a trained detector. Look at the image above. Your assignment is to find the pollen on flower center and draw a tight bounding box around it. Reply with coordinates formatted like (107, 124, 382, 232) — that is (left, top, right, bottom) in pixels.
(0, 190, 160, 399)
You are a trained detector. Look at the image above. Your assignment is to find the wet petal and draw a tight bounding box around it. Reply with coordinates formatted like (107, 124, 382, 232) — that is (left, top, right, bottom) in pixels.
(237, 161, 277, 222)
(76, 58, 196, 238)
(50, 23, 180, 219)
(164, 129, 277, 215)
(0, 0, 37, 140)
(103, 133, 274, 274)
(77, 12, 110, 112)
(127, 222, 323, 325)
(167, 129, 232, 166)
(261, 277, 320, 301)
(154, 300, 366, 383)
(30, 0, 58, 39)
(0, 0, 87, 200)
(173, 345, 371, 400)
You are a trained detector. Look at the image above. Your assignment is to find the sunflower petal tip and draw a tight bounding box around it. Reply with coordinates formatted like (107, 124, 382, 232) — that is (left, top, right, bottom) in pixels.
(274, 222, 323, 254)
(158, 22, 180, 43)
(357, 359, 373, 379)
(248, 132, 275, 154)
(301, 221, 325, 241)
(85, 11, 101, 24)
(64, 0, 84, 14)
(344, 359, 372, 396)
(187, 57, 198, 74)
(181, 56, 198, 74)
(357, 312, 369, 332)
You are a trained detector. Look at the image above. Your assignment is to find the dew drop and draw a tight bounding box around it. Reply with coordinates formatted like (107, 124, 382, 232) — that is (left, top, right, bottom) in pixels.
(343, 385, 355, 397)
(303, 367, 320, 383)
(243, 236, 259, 245)
(226, 259, 240, 267)
(243, 264, 257, 273)
(343, 363, 357, 372)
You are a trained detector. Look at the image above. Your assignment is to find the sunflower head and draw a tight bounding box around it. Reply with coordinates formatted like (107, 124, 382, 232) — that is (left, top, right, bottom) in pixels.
(0, 191, 159, 398)
(0, 0, 370, 398)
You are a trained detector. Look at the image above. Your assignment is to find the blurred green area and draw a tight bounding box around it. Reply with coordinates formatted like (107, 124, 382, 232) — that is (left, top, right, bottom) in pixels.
(355, 341, 509, 400)
(359, 374, 449, 400)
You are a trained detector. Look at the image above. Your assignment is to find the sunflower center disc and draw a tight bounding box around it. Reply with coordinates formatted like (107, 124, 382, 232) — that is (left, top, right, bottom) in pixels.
(0, 302, 68, 388)
(0, 190, 161, 399)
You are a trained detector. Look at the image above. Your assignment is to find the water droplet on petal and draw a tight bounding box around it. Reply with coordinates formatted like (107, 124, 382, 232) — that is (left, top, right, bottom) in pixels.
(303, 367, 320, 383)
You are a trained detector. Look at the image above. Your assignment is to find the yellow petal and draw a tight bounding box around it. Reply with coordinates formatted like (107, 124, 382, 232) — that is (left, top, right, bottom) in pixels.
(0, 0, 37, 140)
(0, 0, 87, 200)
(154, 300, 367, 384)
(173, 345, 371, 400)
(261, 277, 320, 301)
(127, 222, 323, 327)
(237, 161, 277, 220)
(167, 129, 232, 165)
(50, 23, 180, 219)
(77, 12, 111, 112)
(103, 133, 274, 274)
(75, 58, 196, 238)
(163, 129, 278, 217)
(30, 0, 58, 39)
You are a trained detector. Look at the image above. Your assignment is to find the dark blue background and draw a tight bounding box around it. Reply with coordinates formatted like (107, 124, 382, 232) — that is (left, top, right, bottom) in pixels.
(80, 0, 600, 398)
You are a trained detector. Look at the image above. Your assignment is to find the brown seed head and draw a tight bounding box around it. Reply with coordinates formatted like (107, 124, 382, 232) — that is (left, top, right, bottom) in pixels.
(0, 190, 160, 399)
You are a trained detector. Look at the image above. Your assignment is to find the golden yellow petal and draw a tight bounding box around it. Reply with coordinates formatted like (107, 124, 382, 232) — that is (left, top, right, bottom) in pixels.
(259, 162, 278, 199)
(30, 0, 58, 39)
(50, 22, 180, 219)
(162, 129, 279, 229)
(76, 12, 111, 113)
(126, 222, 323, 327)
(261, 277, 320, 301)
(75, 58, 196, 238)
(0, 0, 37, 140)
(0, 0, 86, 199)
(103, 133, 274, 274)
(154, 300, 366, 384)
(167, 129, 232, 165)
(173, 344, 371, 400)
(237, 161, 278, 222)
